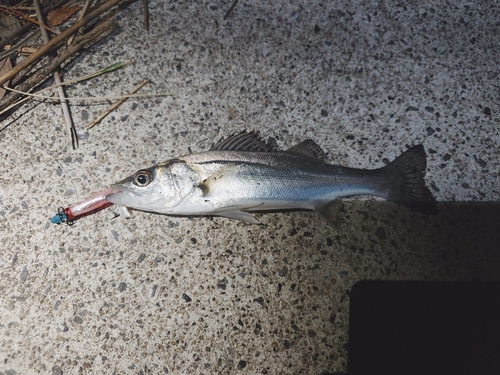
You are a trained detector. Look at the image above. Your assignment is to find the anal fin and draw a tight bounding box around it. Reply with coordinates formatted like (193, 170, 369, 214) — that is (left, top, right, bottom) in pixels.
(315, 200, 345, 230)
(218, 211, 261, 224)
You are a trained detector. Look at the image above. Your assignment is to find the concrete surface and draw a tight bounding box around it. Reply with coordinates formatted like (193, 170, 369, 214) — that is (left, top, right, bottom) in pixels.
(1, 0, 499, 374)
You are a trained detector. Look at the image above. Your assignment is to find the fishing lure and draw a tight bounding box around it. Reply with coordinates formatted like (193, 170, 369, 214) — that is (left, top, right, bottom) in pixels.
(50, 189, 115, 225)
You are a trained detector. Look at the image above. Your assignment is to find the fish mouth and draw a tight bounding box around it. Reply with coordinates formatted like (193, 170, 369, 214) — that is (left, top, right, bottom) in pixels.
(106, 183, 175, 212)
(109, 184, 128, 195)
(105, 185, 135, 205)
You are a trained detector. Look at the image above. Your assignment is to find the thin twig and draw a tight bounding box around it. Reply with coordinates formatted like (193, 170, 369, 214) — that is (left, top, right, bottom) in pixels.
(0, 30, 40, 60)
(142, 0, 149, 31)
(4, 6, 36, 11)
(88, 79, 149, 129)
(33, 0, 78, 149)
(223, 0, 239, 20)
(3, 79, 220, 102)
(0, 8, 43, 51)
(13, 60, 131, 90)
(0, 0, 72, 51)
(0, 17, 117, 116)
(0, 78, 222, 133)
(0, 5, 58, 35)
(1, 77, 223, 120)
(67, 0, 93, 46)
(7, 61, 131, 100)
(0, 0, 132, 87)
(0, 58, 12, 99)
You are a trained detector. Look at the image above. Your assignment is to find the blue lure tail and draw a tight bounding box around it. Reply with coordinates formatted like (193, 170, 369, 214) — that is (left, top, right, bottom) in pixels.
(50, 213, 67, 224)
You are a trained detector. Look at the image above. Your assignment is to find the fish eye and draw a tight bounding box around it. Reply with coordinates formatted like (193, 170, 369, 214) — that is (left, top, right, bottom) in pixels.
(133, 170, 153, 187)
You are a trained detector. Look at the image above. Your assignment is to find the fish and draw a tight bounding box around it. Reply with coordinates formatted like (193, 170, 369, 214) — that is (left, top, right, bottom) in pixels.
(106, 131, 437, 228)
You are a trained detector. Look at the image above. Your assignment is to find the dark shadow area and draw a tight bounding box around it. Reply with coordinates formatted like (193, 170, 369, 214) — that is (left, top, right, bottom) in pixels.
(336, 200, 500, 279)
(347, 281, 500, 375)
(407, 201, 500, 254)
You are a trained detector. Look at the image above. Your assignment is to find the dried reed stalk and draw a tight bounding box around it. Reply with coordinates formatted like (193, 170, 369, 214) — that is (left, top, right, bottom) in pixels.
(0, 0, 133, 87)
(0, 18, 117, 117)
(33, 0, 78, 149)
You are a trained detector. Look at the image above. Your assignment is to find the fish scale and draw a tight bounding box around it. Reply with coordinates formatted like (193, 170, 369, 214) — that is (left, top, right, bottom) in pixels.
(191, 155, 383, 207)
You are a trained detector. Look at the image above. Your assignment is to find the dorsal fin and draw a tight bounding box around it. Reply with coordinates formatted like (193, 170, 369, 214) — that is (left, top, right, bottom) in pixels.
(211, 130, 279, 152)
(286, 140, 327, 161)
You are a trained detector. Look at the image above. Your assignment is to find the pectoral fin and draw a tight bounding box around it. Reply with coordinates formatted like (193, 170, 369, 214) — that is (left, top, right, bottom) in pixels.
(199, 163, 238, 196)
(315, 200, 345, 230)
(218, 211, 261, 224)
(215, 203, 263, 224)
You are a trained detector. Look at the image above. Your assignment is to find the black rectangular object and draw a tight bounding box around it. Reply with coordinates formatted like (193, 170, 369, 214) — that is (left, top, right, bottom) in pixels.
(347, 281, 500, 375)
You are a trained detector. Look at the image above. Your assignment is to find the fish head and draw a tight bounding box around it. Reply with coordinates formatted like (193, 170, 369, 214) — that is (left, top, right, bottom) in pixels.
(106, 163, 181, 213)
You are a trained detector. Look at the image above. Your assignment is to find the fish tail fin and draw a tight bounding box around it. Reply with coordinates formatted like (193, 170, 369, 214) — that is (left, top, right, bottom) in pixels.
(383, 145, 437, 214)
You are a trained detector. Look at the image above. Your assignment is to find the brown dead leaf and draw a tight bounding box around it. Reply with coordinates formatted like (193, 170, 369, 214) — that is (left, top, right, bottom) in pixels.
(0, 57, 13, 100)
(47, 6, 81, 27)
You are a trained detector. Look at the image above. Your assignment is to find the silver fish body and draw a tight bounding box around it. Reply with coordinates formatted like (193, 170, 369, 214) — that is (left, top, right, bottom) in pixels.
(106, 132, 437, 227)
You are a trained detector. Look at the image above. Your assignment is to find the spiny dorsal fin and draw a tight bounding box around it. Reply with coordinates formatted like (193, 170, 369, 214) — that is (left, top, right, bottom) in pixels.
(211, 130, 279, 152)
(286, 139, 327, 161)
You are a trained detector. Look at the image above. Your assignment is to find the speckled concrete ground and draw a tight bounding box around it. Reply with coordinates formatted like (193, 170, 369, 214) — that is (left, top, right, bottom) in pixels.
(1, 0, 499, 374)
